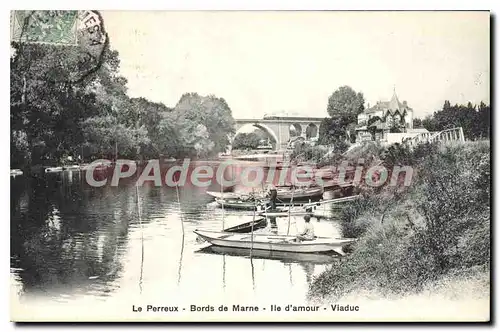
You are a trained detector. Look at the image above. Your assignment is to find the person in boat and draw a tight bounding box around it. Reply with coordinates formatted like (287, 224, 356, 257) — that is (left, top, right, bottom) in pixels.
(266, 184, 278, 210)
(294, 215, 315, 242)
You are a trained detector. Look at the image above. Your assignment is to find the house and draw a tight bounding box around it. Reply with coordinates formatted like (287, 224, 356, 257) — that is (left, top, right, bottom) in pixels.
(356, 90, 414, 141)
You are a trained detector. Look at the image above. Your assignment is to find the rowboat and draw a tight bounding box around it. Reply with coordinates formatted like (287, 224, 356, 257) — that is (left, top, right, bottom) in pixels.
(208, 186, 324, 203)
(196, 245, 338, 264)
(215, 198, 267, 210)
(276, 186, 324, 200)
(10, 169, 23, 177)
(207, 191, 244, 200)
(193, 229, 356, 255)
(63, 165, 81, 171)
(223, 217, 267, 233)
(207, 191, 266, 200)
(45, 166, 63, 173)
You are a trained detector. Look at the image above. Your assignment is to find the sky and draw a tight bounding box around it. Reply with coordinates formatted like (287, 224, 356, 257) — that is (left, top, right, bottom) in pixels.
(101, 11, 490, 119)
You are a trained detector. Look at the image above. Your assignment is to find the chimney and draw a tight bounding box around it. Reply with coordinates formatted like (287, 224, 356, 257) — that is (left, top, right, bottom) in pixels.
(403, 101, 407, 106)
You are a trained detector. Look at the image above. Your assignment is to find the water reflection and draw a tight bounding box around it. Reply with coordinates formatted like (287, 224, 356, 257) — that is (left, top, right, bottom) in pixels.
(11, 168, 343, 306)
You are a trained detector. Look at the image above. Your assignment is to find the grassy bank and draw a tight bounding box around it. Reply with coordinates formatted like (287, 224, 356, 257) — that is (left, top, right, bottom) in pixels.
(308, 140, 490, 302)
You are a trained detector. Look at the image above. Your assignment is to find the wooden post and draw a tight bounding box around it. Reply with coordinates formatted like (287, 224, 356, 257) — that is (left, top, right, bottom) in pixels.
(287, 187, 295, 236)
(175, 183, 185, 236)
(220, 174, 225, 231)
(135, 180, 144, 293)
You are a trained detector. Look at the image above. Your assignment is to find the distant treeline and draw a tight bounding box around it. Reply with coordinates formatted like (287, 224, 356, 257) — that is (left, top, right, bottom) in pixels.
(414, 100, 490, 140)
(11, 40, 235, 170)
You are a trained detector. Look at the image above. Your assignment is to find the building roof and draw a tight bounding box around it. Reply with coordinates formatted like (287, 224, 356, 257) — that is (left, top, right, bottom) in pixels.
(363, 90, 413, 115)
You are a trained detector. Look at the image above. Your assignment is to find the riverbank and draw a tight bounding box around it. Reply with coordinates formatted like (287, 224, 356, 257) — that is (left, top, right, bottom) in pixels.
(311, 266, 489, 321)
(308, 140, 490, 320)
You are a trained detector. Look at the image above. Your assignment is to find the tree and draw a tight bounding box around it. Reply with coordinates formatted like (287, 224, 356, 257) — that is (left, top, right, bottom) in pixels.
(413, 118, 423, 128)
(82, 115, 150, 159)
(232, 132, 261, 150)
(318, 114, 356, 149)
(322, 86, 365, 148)
(389, 125, 402, 133)
(421, 100, 490, 140)
(173, 93, 236, 154)
(422, 115, 440, 132)
(476, 102, 490, 139)
(327, 86, 365, 117)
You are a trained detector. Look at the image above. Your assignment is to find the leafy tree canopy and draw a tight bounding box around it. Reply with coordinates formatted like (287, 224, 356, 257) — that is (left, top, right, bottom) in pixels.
(327, 85, 365, 117)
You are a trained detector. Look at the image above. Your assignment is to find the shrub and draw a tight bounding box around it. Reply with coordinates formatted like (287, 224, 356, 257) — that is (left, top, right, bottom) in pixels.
(308, 140, 490, 301)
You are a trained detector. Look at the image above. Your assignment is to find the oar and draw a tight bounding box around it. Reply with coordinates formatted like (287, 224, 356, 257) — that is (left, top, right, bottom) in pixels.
(250, 188, 256, 257)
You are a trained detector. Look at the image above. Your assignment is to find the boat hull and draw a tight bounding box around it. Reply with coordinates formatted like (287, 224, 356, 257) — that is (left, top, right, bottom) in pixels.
(276, 187, 324, 201)
(45, 167, 63, 173)
(215, 199, 267, 210)
(10, 169, 23, 176)
(207, 191, 242, 200)
(194, 230, 355, 254)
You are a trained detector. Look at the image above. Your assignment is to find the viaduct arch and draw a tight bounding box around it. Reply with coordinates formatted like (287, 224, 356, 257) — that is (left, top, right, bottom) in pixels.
(233, 116, 323, 151)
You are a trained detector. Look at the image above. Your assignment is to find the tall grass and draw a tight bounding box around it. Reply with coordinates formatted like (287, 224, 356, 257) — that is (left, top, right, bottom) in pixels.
(309, 140, 490, 300)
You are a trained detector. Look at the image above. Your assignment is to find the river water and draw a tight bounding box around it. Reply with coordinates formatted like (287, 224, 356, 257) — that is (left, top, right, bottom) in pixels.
(10, 163, 344, 320)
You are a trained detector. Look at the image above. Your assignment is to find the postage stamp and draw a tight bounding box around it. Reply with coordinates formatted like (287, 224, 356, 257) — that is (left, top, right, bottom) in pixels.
(10, 10, 79, 45)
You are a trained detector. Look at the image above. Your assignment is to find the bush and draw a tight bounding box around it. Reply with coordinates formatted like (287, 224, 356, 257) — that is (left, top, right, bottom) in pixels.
(290, 143, 329, 162)
(308, 140, 490, 301)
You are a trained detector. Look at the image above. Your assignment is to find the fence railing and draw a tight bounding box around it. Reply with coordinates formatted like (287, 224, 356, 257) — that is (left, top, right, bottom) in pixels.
(405, 127, 465, 147)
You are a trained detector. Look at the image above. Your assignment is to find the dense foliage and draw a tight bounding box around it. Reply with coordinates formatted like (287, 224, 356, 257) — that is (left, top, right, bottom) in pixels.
(232, 132, 262, 150)
(326, 85, 365, 118)
(309, 141, 490, 299)
(318, 85, 364, 152)
(414, 100, 490, 140)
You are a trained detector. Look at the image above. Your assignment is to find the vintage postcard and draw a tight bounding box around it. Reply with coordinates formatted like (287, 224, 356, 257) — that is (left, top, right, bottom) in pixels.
(10, 10, 490, 322)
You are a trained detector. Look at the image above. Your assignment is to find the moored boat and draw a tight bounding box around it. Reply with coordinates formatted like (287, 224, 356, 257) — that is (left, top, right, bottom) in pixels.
(208, 186, 324, 203)
(63, 164, 81, 171)
(193, 229, 356, 255)
(207, 191, 266, 201)
(207, 191, 245, 200)
(223, 217, 267, 233)
(215, 198, 267, 210)
(44, 166, 63, 173)
(10, 169, 23, 177)
(276, 186, 324, 201)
